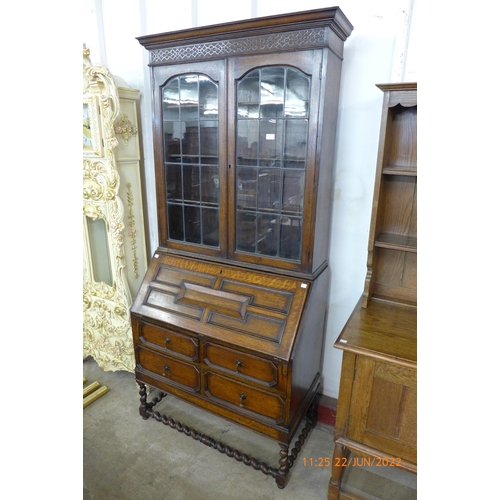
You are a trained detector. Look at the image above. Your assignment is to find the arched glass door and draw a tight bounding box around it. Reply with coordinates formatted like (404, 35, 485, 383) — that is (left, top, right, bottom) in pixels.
(162, 74, 221, 248)
(235, 66, 310, 261)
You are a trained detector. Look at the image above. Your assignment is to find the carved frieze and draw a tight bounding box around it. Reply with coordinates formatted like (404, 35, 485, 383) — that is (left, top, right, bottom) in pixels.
(150, 28, 328, 64)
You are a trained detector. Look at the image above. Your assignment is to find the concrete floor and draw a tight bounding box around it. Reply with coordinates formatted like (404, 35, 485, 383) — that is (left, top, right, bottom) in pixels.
(83, 357, 417, 500)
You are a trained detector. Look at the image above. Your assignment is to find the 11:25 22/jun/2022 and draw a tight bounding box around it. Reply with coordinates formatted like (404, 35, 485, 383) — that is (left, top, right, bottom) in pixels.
(302, 457, 402, 467)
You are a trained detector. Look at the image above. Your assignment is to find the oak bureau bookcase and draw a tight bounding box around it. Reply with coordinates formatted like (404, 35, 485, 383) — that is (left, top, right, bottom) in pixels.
(131, 7, 353, 488)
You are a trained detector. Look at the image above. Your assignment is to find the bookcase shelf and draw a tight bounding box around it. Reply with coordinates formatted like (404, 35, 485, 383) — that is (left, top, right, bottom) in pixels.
(363, 83, 417, 307)
(374, 233, 417, 252)
(383, 165, 417, 176)
(328, 82, 417, 500)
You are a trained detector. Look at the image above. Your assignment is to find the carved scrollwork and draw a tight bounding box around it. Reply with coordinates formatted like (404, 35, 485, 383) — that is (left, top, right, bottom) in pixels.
(83, 44, 134, 373)
(83, 158, 120, 202)
(114, 114, 138, 145)
(83, 279, 134, 372)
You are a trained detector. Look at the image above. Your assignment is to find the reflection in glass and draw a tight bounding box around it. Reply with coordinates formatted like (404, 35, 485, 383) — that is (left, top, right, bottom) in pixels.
(199, 76, 218, 118)
(182, 164, 200, 202)
(168, 203, 184, 240)
(166, 163, 182, 200)
(260, 67, 284, 118)
(236, 66, 310, 261)
(258, 169, 281, 210)
(180, 75, 199, 121)
(237, 69, 260, 105)
(285, 70, 310, 117)
(200, 165, 219, 204)
(202, 208, 220, 246)
(282, 170, 305, 214)
(259, 119, 283, 164)
(237, 167, 257, 209)
(279, 216, 302, 260)
(257, 213, 278, 256)
(182, 120, 199, 160)
(86, 217, 113, 286)
(162, 74, 220, 247)
(184, 205, 201, 244)
(284, 120, 308, 161)
(237, 120, 259, 165)
(236, 212, 257, 252)
(200, 120, 218, 160)
(162, 79, 180, 121)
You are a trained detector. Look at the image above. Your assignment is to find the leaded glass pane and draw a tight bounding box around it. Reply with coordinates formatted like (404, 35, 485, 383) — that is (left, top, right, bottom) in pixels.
(235, 66, 310, 261)
(237, 167, 257, 209)
(260, 67, 284, 119)
(179, 75, 199, 121)
(199, 76, 218, 119)
(162, 74, 220, 247)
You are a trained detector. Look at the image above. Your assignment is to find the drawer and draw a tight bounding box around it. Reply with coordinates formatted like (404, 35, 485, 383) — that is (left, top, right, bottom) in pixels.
(136, 346, 200, 392)
(137, 322, 198, 361)
(204, 372, 285, 423)
(204, 343, 279, 388)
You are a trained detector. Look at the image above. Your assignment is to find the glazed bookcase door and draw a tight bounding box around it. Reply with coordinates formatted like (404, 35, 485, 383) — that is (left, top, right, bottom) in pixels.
(227, 51, 322, 272)
(153, 60, 228, 257)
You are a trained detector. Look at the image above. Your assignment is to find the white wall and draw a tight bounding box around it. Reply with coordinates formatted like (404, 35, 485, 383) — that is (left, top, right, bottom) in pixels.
(83, 0, 416, 399)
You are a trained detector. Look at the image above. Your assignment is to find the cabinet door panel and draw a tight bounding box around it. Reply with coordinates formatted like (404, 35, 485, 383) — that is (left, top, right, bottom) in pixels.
(397, 385, 417, 446)
(153, 60, 227, 256)
(348, 356, 417, 464)
(227, 51, 322, 271)
(234, 65, 309, 263)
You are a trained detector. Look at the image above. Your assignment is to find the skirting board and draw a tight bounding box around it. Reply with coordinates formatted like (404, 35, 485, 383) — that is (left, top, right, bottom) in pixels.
(317, 393, 337, 429)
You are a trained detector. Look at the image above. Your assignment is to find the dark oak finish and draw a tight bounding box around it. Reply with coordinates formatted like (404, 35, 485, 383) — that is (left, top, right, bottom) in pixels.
(137, 6, 352, 276)
(132, 7, 352, 489)
(132, 253, 326, 443)
(328, 84, 417, 499)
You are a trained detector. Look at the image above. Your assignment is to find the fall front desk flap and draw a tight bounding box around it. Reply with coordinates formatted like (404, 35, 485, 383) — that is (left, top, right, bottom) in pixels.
(131, 253, 311, 362)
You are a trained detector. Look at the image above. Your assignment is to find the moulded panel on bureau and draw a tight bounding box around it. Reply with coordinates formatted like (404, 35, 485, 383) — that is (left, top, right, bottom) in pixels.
(204, 372, 285, 424)
(136, 346, 200, 393)
(137, 322, 199, 361)
(204, 343, 279, 388)
(130, 253, 310, 361)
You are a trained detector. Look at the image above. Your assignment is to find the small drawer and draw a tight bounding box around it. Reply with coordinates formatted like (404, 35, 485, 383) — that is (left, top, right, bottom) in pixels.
(136, 346, 200, 392)
(137, 322, 198, 361)
(204, 343, 279, 387)
(204, 372, 284, 423)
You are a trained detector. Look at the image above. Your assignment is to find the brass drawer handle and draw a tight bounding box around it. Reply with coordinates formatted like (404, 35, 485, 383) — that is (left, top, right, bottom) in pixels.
(239, 392, 246, 407)
(164, 337, 171, 346)
(235, 359, 243, 372)
(162, 365, 170, 376)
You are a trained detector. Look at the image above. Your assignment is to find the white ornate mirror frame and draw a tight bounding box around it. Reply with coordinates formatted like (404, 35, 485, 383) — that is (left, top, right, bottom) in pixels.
(83, 44, 135, 372)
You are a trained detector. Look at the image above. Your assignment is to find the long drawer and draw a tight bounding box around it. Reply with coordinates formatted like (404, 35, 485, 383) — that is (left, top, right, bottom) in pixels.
(204, 372, 285, 424)
(203, 342, 280, 388)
